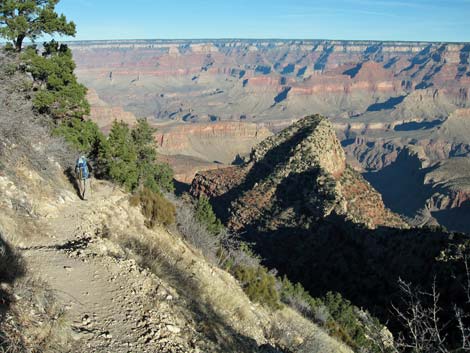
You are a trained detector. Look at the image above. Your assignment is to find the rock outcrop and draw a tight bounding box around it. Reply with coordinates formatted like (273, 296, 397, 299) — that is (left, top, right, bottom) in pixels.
(191, 115, 406, 231)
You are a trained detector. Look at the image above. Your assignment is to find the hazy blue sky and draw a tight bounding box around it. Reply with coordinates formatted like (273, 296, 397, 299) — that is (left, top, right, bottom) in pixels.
(56, 0, 470, 42)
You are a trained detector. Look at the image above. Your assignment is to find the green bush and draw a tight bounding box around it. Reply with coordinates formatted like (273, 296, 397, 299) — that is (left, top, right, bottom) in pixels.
(234, 265, 281, 310)
(195, 196, 223, 235)
(316, 292, 372, 351)
(2, 62, 17, 77)
(108, 120, 139, 190)
(130, 188, 176, 227)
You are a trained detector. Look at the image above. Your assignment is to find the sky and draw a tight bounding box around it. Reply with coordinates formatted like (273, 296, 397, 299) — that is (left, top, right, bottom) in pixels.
(55, 0, 470, 42)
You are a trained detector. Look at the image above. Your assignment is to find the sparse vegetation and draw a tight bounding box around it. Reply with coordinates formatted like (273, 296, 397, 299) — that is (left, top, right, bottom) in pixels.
(279, 275, 388, 352)
(171, 194, 225, 265)
(0, 234, 69, 352)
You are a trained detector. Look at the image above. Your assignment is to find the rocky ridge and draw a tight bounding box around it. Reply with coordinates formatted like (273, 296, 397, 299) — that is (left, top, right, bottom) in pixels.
(191, 115, 406, 231)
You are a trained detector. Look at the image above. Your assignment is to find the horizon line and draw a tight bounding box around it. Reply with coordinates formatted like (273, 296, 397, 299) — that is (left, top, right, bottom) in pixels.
(2, 37, 469, 45)
(62, 37, 470, 45)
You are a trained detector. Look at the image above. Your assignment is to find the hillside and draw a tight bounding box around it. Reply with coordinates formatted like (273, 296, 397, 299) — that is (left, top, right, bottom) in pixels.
(189, 113, 470, 350)
(0, 52, 351, 353)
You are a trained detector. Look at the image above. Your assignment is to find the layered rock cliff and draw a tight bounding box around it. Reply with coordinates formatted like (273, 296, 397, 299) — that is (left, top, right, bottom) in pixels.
(71, 39, 470, 124)
(154, 121, 273, 164)
(191, 115, 406, 231)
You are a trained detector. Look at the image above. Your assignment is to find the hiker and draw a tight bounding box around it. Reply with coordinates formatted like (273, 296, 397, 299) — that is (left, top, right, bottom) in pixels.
(75, 155, 91, 199)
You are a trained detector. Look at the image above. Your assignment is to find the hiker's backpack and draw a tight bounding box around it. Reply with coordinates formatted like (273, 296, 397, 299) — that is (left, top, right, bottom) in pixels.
(77, 157, 89, 179)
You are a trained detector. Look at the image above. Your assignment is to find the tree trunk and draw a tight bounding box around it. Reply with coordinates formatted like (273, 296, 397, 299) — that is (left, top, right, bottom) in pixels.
(15, 35, 25, 52)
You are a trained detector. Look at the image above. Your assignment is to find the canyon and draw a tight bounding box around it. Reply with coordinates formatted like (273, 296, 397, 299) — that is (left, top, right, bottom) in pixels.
(71, 39, 470, 232)
(190, 115, 407, 232)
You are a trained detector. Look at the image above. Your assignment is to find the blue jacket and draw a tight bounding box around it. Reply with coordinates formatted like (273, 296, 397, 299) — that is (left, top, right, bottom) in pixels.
(76, 157, 90, 179)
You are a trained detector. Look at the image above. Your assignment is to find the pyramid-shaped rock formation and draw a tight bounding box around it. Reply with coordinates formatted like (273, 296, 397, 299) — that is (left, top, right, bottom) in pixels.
(191, 115, 407, 232)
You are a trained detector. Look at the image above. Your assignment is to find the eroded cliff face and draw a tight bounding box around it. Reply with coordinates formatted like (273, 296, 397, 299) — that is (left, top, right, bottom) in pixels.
(71, 39, 470, 123)
(191, 115, 406, 231)
(86, 89, 138, 132)
(154, 121, 273, 164)
(74, 40, 470, 172)
(363, 145, 470, 232)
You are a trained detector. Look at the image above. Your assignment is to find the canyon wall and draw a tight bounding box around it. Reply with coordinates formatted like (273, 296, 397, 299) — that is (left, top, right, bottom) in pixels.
(72, 39, 470, 231)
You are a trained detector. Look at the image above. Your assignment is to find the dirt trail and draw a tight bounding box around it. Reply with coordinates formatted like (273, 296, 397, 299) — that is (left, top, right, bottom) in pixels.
(19, 182, 193, 353)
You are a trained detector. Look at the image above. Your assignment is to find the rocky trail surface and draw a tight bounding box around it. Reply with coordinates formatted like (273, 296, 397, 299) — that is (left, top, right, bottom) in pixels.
(19, 183, 196, 353)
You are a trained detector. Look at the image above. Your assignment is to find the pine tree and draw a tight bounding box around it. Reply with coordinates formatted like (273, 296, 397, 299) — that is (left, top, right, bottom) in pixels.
(108, 120, 139, 191)
(195, 196, 223, 235)
(0, 0, 75, 52)
(21, 40, 90, 119)
(131, 119, 174, 193)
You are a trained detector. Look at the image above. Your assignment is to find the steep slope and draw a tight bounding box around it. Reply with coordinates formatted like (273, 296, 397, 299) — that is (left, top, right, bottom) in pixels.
(190, 113, 470, 350)
(191, 115, 406, 232)
(12, 182, 349, 353)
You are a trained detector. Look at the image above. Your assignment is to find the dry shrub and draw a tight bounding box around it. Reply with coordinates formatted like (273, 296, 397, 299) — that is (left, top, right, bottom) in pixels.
(167, 194, 222, 264)
(234, 265, 281, 310)
(130, 188, 176, 227)
(165, 193, 261, 270)
(0, 235, 25, 285)
(0, 277, 70, 353)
